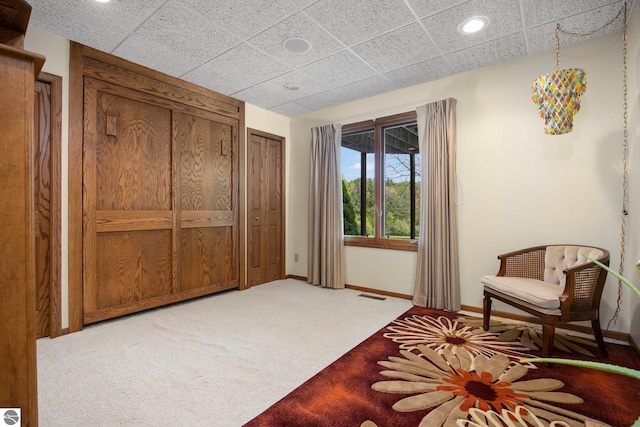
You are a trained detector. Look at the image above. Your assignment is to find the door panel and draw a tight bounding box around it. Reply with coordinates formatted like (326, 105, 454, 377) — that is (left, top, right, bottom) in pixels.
(95, 230, 172, 309)
(34, 80, 51, 338)
(175, 112, 236, 293)
(247, 130, 284, 286)
(84, 81, 174, 321)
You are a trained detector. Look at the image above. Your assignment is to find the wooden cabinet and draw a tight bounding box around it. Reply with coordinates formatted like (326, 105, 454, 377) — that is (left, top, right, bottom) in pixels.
(0, 1, 45, 424)
(73, 44, 244, 325)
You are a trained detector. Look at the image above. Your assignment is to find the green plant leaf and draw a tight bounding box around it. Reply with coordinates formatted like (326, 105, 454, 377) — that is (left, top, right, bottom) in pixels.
(584, 254, 640, 299)
(522, 358, 640, 380)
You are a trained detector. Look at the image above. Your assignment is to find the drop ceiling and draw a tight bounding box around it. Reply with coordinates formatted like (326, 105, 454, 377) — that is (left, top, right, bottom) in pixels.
(28, 0, 634, 117)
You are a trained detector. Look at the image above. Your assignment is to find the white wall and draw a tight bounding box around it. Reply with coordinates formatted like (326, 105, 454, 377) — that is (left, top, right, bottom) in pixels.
(289, 27, 637, 333)
(626, 4, 640, 344)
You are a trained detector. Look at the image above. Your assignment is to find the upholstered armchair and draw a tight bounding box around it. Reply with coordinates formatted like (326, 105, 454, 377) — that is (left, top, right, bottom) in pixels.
(481, 245, 610, 358)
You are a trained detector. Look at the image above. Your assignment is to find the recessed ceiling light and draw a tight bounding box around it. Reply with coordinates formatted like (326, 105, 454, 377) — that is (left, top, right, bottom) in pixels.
(94, 0, 111, 2)
(458, 16, 489, 34)
(284, 83, 301, 91)
(283, 38, 312, 54)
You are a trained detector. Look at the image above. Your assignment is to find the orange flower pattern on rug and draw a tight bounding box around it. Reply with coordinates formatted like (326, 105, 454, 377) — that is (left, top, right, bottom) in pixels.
(372, 345, 586, 427)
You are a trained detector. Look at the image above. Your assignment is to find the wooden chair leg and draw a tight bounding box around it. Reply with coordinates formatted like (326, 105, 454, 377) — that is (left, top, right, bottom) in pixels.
(483, 292, 492, 331)
(542, 324, 555, 358)
(591, 318, 608, 358)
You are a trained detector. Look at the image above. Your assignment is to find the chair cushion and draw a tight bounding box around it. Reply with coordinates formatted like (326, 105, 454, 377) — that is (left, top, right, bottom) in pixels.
(481, 275, 563, 312)
(544, 246, 604, 285)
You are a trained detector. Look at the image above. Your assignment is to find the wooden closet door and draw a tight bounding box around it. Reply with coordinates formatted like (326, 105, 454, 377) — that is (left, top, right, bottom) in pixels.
(83, 79, 173, 323)
(248, 130, 284, 286)
(174, 112, 238, 292)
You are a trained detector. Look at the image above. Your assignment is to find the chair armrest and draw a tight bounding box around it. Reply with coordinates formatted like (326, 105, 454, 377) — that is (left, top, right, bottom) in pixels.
(497, 245, 546, 280)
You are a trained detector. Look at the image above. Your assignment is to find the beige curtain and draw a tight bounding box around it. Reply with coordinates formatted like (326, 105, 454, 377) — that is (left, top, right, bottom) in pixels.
(413, 98, 460, 310)
(308, 124, 345, 289)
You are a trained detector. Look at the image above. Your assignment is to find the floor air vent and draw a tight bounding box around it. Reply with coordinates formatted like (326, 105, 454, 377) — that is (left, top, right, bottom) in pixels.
(358, 293, 386, 301)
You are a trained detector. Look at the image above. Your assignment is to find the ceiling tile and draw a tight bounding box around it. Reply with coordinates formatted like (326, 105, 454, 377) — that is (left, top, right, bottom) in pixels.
(181, 65, 249, 96)
(329, 75, 398, 102)
(422, 0, 522, 54)
(296, 50, 377, 90)
(383, 57, 451, 89)
(113, 33, 200, 77)
(521, 0, 616, 28)
(203, 44, 291, 86)
(27, 0, 151, 52)
(446, 32, 526, 73)
(179, 0, 309, 39)
(232, 86, 292, 109)
(248, 13, 343, 68)
(293, 75, 396, 111)
(304, 0, 415, 46)
(123, 2, 241, 66)
(295, 90, 343, 111)
(249, 71, 329, 102)
(351, 23, 440, 74)
(525, 2, 627, 55)
(269, 102, 313, 117)
(405, 0, 469, 19)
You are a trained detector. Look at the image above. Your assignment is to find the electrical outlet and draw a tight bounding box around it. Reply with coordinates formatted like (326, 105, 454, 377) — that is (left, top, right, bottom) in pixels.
(294, 253, 299, 262)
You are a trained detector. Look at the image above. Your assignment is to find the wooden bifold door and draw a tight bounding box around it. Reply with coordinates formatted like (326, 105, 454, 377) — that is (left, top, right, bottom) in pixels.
(83, 77, 239, 323)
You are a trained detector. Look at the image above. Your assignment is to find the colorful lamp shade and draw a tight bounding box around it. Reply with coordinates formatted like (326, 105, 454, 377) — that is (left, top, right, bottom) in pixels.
(532, 68, 587, 135)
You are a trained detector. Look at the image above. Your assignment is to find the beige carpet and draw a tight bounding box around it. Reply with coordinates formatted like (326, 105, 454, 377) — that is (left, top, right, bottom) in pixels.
(37, 279, 412, 426)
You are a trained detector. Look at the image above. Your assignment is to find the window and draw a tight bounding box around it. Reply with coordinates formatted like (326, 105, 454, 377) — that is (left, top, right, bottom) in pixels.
(341, 111, 419, 251)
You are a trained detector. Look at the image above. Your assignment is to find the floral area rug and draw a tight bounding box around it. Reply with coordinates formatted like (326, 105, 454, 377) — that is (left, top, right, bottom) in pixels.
(244, 306, 640, 427)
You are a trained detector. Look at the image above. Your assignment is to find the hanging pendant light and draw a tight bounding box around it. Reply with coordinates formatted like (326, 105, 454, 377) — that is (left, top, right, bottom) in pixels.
(531, 24, 586, 135)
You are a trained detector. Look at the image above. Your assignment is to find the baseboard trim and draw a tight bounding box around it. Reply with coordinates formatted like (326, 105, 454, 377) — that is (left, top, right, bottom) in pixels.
(629, 334, 640, 359)
(285, 277, 633, 344)
(345, 284, 413, 301)
(461, 304, 631, 343)
(285, 275, 413, 300)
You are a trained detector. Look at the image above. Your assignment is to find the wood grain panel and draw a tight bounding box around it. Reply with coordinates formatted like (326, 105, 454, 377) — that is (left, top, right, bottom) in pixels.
(95, 92, 172, 210)
(180, 227, 234, 291)
(85, 76, 239, 127)
(175, 110, 238, 293)
(94, 230, 172, 311)
(250, 225, 262, 270)
(96, 210, 172, 232)
(34, 79, 51, 338)
(177, 113, 233, 211)
(81, 52, 241, 118)
(35, 72, 63, 338)
(180, 210, 233, 228)
(0, 42, 43, 427)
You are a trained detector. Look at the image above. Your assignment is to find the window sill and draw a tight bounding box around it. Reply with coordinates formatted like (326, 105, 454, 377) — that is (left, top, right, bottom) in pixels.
(344, 237, 418, 252)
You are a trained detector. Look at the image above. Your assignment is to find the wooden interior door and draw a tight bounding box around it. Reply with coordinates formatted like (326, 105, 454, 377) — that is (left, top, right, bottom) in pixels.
(33, 73, 62, 338)
(247, 129, 285, 286)
(83, 79, 174, 323)
(174, 112, 238, 292)
(34, 79, 51, 337)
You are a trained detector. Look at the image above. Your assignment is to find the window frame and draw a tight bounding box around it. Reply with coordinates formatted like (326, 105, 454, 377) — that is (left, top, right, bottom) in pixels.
(342, 110, 418, 252)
